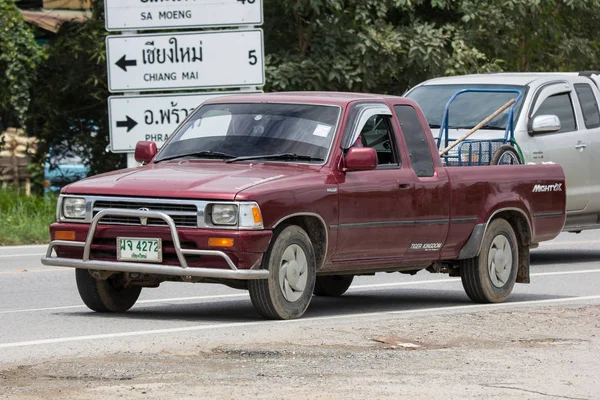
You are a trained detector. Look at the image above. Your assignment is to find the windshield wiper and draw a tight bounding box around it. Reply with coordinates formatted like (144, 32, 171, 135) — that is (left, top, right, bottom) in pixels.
(156, 151, 236, 162)
(226, 153, 324, 163)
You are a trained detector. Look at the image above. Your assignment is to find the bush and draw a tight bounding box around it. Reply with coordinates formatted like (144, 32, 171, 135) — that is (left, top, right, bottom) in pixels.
(0, 188, 56, 245)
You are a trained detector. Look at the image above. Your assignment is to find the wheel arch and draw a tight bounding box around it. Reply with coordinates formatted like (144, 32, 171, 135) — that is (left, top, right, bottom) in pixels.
(273, 213, 328, 270)
(458, 207, 533, 284)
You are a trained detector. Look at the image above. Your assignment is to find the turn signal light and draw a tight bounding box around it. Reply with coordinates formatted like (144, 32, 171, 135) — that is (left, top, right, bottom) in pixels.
(55, 231, 76, 241)
(208, 237, 234, 248)
(251, 206, 263, 223)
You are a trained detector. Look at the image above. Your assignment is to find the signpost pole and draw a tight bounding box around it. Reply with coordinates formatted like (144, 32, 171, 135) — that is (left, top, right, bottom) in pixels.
(121, 30, 142, 169)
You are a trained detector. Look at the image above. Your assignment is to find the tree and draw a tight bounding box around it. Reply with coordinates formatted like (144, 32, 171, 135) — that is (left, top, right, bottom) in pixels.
(263, 0, 501, 95)
(24, 0, 600, 177)
(0, 0, 40, 131)
(459, 0, 600, 72)
(263, 0, 600, 94)
(27, 1, 125, 176)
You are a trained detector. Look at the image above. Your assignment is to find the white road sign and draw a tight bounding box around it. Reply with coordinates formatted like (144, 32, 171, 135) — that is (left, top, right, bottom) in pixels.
(104, 0, 263, 32)
(108, 91, 260, 152)
(106, 30, 264, 93)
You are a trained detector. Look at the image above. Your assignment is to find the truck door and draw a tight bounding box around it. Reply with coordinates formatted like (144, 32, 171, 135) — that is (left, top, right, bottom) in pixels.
(528, 82, 591, 211)
(573, 82, 600, 213)
(393, 104, 450, 259)
(334, 104, 415, 262)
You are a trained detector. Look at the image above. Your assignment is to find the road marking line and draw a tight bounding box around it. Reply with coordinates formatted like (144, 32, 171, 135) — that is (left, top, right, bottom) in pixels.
(0, 267, 69, 275)
(1, 269, 599, 315)
(0, 293, 251, 314)
(1, 295, 599, 349)
(0, 244, 48, 250)
(0, 253, 45, 259)
(0, 279, 454, 314)
(539, 239, 600, 246)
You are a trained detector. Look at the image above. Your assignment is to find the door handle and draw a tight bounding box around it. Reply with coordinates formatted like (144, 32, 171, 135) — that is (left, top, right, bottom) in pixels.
(398, 183, 411, 189)
(575, 143, 587, 150)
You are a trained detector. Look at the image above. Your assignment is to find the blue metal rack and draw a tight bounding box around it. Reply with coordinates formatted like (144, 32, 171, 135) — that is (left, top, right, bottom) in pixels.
(438, 88, 523, 166)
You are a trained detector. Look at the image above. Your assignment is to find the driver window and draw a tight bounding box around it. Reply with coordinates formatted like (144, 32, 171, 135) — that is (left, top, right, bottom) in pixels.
(532, 92, 576, 133)
(356, 115, 400, 167)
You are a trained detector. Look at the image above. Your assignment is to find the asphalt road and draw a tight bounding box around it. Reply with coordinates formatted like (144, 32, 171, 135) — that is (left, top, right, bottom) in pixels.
(1, 230, 599, 367)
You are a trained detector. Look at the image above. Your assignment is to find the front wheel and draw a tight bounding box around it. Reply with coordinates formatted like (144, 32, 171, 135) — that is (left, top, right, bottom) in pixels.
(76, 269, 142, 313)
(460, 218, 518, 303)
(248, 225, 316, 320)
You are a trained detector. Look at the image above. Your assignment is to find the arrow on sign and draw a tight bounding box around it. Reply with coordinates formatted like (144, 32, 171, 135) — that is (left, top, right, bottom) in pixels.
(115, 55, 137, 72)
(116, 116, 138, 132)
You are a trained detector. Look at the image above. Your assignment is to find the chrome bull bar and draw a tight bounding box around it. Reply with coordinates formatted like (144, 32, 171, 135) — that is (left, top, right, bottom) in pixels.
(40, 209, 269, 280)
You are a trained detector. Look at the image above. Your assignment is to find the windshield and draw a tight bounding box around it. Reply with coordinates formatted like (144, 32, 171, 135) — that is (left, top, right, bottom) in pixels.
(406, 84, 527, 130)
(155, 103, 340, 163)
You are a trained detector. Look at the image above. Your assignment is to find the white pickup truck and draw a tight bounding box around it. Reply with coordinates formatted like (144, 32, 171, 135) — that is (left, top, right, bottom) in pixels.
(405, 71, 600, 233)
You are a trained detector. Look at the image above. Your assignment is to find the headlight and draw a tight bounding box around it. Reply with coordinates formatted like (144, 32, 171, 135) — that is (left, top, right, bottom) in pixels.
(207, 202, 263, 229)
(63, 197, 87, 219)
(211, 204, 238, 225)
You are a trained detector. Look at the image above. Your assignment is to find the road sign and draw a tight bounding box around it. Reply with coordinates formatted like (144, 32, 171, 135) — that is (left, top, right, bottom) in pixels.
(108, 91, 260, 152)
(106, 29, 264, 93)
(104, 0, 263, 31)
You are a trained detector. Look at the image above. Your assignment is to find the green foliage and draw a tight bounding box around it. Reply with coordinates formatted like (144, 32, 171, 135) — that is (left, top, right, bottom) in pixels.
(0, 0, 41, 130)
(263, 0, 500, 94)
(458, 0, 600, 71)
(264, 0, 600, 94)
(27, 2, 125, 176)
(13, 0, 600, 180)
(0, 187, 57, 245)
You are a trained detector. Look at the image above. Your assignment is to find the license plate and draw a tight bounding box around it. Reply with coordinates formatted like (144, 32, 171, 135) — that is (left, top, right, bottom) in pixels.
(117, 237, 162, 262)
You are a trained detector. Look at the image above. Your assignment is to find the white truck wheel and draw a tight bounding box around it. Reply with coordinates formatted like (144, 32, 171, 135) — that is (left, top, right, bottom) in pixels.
(460, 218, 518, 303)
(248, 225, 316, 320)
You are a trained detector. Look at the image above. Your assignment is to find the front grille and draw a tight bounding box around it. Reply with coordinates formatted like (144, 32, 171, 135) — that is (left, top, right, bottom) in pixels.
(93, 199, 199, 228)
(94, 200, 196, 213)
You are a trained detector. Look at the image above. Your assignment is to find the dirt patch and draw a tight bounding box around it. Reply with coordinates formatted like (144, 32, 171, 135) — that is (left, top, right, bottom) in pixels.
(1, 305, 599, 399)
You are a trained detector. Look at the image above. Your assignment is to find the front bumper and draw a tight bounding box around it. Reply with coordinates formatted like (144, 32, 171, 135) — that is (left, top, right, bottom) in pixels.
(41, 208, 270, 280)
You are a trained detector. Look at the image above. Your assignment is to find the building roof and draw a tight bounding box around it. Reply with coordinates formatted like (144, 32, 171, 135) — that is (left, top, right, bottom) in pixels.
(20, 9, 91, 32)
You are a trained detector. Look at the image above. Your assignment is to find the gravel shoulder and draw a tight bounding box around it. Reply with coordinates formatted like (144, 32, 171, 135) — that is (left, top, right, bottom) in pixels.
(1, 305, 599, 400)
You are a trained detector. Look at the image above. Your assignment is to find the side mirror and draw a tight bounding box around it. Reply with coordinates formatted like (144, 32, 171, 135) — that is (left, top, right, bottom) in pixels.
(134, 141, 158, 164)
(531, 115, 561, 134)
(344, 147, 377, 171)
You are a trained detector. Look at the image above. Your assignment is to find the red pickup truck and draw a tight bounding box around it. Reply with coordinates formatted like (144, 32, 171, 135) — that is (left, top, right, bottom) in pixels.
(42, 92, 566, 320)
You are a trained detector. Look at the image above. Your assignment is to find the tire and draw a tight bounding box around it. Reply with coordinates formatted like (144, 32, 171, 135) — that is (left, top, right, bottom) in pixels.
(248, 225, 316, 320)
(460, 218, 518, 303)
(491, 145, 521, 165)
(314, 275, 354, 297)
(76, 269, 142, 313)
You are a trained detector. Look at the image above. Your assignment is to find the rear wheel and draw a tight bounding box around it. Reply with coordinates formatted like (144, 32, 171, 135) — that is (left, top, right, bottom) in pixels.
(314, 275, 354, 297)
(76, 269, 142, 313)
(460, 218, 518, 303)
(248, 225, 316, 320)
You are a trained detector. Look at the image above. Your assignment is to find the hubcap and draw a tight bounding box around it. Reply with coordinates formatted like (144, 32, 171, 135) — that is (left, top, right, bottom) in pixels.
(488, 234, 513, 288)
(278, 244, 308, 302)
